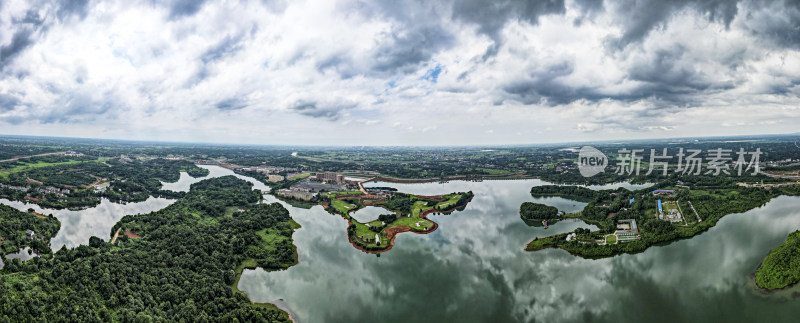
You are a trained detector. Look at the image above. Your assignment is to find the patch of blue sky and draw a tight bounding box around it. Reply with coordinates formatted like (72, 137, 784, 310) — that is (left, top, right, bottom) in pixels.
(421, 65, 442, 83)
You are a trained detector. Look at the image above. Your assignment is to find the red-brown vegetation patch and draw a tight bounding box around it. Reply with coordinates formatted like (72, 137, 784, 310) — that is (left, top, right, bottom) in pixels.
(123, 230, 141, 239)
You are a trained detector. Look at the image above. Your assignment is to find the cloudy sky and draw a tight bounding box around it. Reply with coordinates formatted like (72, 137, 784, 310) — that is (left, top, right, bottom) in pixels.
(1, 0, 799, 146)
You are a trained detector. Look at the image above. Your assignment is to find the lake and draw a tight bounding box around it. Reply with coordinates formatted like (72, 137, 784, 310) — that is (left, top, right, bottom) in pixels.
(240, 179, 800, 323)
(0, 165, 272, 251)
(0, 247, 39, 269)
(0, 197, 175, 250)
(4, 168, 800, 322)
(160, 165, 271, 192)
(350, 206, 390, 223)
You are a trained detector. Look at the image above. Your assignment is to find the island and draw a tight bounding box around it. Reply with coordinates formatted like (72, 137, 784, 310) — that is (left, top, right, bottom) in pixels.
(519, 202, 559, 226)
(525, 177, 800, 259)
(755, 230, 800, 290)
(307, 188, 473, 252)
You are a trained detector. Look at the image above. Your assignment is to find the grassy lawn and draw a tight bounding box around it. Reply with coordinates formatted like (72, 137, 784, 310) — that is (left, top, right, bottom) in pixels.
(288, 172, 312, 180)
(526, 235, 558, 251)
(353, 222, 373, 236)
(606, 235, 617, 244)
(0, 159, 99, 179)
(353, 222, 384, 245)
(435, 195, 462, 209)
(256, 228, 289, 245)
(480, 169, 511, 175)
(331, 200, 357, 214)
(223, 206, 239, 218)
(412, 201, 432, 217)
(289, 219, 301, 230)
(335, 190, 362, 195)
(390, 217, 434, 230)
(322, 190, 363, 199)
(678, 200, 697, 224)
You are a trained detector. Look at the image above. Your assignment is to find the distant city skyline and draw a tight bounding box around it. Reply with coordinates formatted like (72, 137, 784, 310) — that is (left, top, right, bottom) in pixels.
(1, 0, 799, 145)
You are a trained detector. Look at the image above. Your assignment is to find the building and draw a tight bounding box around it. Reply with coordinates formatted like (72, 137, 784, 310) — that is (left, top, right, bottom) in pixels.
(0, 183, 28, 192)
(267, 174, 285, 183)
(651, 189, 675, 195)
(313, 172, 346, 185)
(26, 230, 44, 240)
(276, 188, 317, 202)
(657, 199, 663, 219)
(617, 219, 639, 233)
(615, 219, 640, 242)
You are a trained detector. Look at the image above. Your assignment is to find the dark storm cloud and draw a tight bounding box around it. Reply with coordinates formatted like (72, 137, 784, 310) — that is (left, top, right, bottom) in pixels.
(370, 25, 454, 73)
(216, 98, 247, 111)
(452, 0, 566, 37)
(56, 0, 90, 21)
(316, 54, 357, 78)
(168, 0, 208, 19)
(1, 0, 94, 72)
(14, 10, 45, 26)
(289, 101, 357, 121)
(606, 0, 739, 49)
(501, 61, 578, 106)
(321, 2, 456, 77)
(451, 0, 566, 59)
(0, 30, 35, 70)
(500, 45, 736, 107)
(316, 26, 453, 77)
(0, 93, 21, 112)
(742, 0, 800, 49)
(628, 46, 733, 93)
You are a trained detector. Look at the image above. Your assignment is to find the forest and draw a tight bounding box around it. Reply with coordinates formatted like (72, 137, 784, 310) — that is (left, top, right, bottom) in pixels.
(519, 202, 559, 221)
(0, 157, 208, 209)
(755, 230, 800, 290)
(0, 205, 60, 255)
(529, 185, 604, 202)
(0, 176, 296, 322)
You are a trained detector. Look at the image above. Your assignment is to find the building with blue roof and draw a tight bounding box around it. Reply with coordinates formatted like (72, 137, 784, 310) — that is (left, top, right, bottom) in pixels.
(657, 199, 663, 219)
(652, 189, 675, 195)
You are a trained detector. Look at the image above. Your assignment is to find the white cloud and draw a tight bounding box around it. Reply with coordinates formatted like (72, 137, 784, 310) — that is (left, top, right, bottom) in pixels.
(1, 0, 800, 145)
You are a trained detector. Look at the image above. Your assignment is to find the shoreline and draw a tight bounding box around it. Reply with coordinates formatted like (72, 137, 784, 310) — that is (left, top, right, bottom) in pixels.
(232, 219, 302, 322)
(361, 174, 529, 184)
(345, 195, 474, 254)
(750, 244, 800, 293)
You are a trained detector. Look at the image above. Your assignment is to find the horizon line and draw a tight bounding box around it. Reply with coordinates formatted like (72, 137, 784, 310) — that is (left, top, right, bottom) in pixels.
(1, 132, 798, 149)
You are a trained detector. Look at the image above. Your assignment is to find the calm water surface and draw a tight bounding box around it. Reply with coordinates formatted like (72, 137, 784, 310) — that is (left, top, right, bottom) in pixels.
(0, 197, 174, 250)
(4, 168, 799, 322)
(160, 165, 271, 192)
(0, 247, 39, 269)
(350, 206, 390, 222)
(0, 165, 254, 250)
(240, 179, 800, 323)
